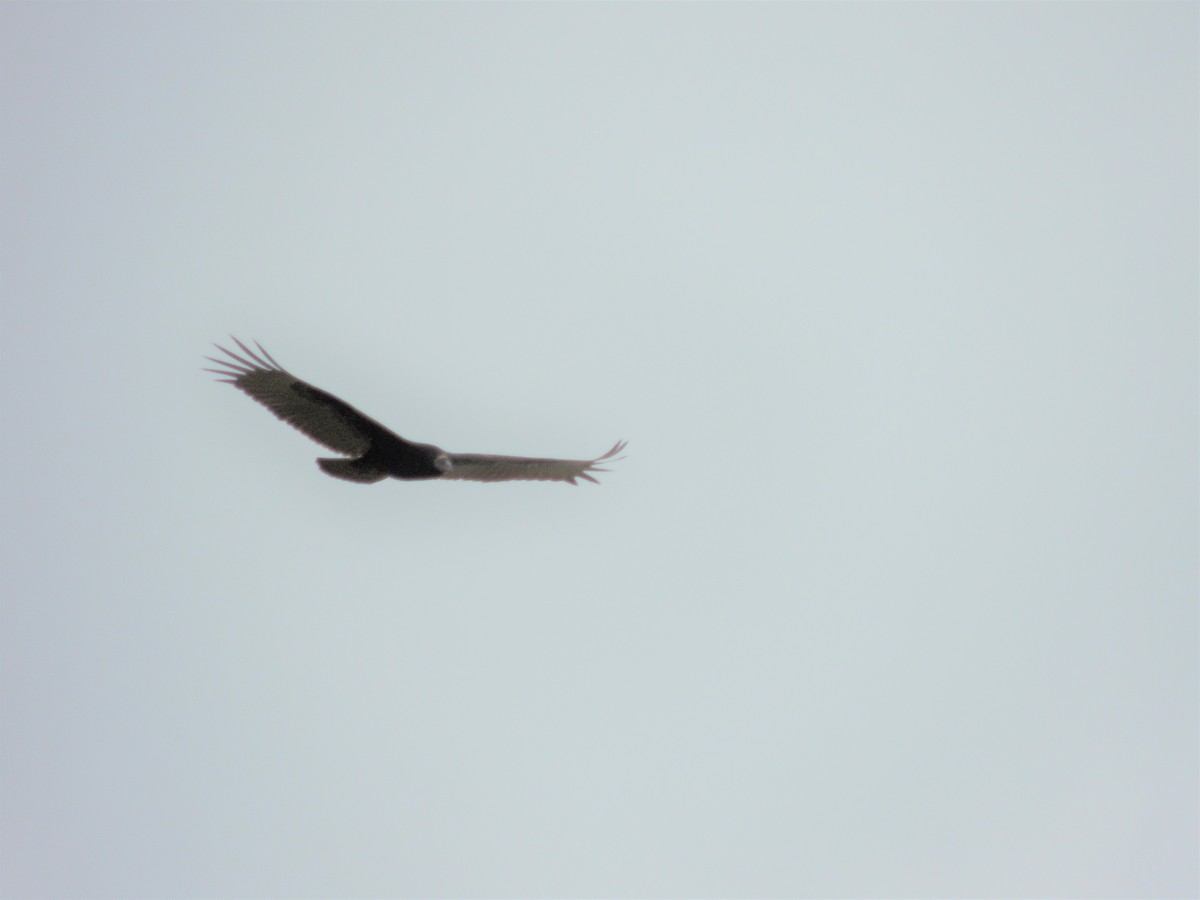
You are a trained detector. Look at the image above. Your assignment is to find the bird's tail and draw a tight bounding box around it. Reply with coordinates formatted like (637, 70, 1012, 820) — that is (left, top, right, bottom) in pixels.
(317, 457, 388, 484)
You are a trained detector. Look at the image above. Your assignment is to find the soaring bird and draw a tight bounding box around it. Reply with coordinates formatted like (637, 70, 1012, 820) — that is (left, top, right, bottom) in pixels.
(205, 338, 626, 486)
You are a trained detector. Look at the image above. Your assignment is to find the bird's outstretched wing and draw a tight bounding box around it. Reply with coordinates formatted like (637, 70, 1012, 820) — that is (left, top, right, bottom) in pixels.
(204, 337, 406, 456)
(442, 440, 628, 485)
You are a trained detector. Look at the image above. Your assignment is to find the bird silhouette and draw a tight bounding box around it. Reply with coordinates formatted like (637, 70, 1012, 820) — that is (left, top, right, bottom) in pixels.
(205, 338, 626, 486)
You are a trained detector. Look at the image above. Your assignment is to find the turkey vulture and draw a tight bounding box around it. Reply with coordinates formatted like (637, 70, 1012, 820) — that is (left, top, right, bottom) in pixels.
(205, 338, 626, 486)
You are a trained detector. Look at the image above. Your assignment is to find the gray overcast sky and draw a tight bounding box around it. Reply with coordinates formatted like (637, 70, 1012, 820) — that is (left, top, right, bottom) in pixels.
(2, 3, 1196, 898)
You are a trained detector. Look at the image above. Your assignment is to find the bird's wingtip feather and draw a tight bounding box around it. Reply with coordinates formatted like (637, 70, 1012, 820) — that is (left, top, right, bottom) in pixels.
(253, 340, 284, 370)
(231, 335, 273, 371)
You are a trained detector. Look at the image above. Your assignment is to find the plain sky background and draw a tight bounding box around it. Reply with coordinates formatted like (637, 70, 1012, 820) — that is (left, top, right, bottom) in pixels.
(1, 3, 1196, 898)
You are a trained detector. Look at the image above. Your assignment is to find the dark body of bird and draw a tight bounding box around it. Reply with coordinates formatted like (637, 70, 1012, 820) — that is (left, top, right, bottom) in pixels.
(205, 338, 626, 486)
